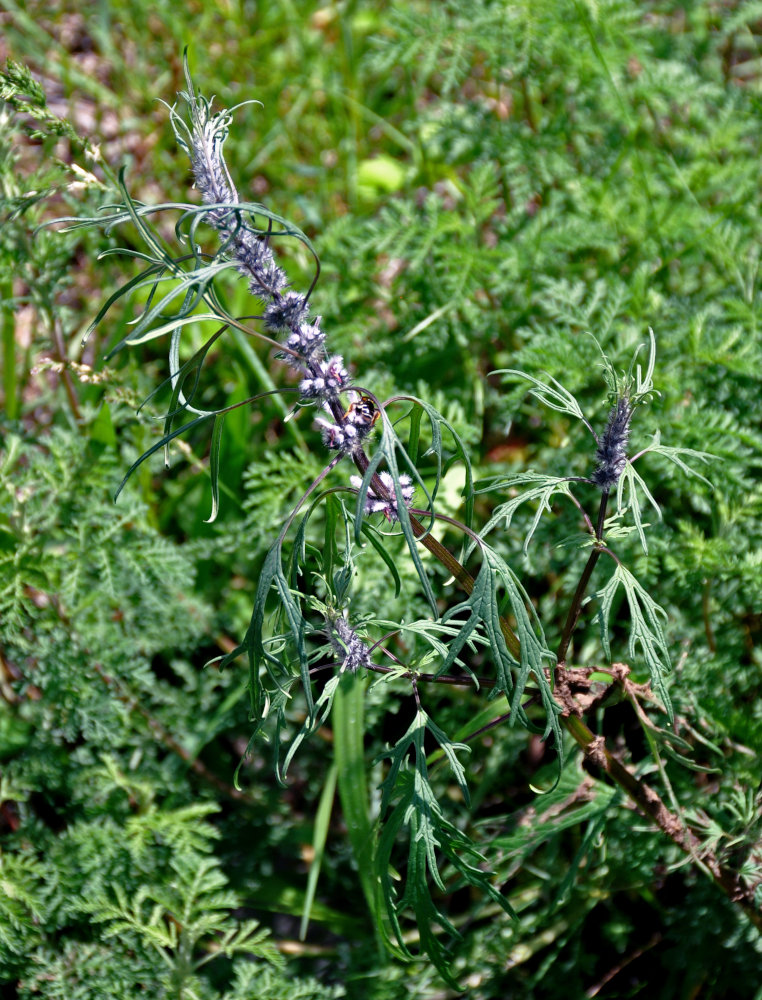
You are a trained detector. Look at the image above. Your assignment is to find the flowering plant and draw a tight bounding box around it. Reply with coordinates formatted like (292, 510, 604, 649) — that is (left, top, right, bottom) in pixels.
(64, 58, 759, 985)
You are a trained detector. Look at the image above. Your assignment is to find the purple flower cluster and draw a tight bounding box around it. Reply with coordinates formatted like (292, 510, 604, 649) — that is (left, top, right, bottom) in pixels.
(264, 291, 309, 332)
(327, 616, 372, 673)
(172, 89, 417, 523)
(299, 356, 349, 403)
(349, 471, 415, 523)
(180, 111, 286, 298)
(175, 97, 368, 451)
(591, 398, 632, 490)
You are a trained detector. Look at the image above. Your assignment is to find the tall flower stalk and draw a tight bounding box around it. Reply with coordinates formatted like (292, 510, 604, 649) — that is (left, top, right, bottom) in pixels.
(168, 71, 382, 463)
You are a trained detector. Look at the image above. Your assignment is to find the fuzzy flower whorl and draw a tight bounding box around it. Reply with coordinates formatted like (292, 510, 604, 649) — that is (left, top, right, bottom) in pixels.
(591, 398, 632, 490)
(173, 90, 368, 447)
(349, 471, 415, 522)
(328, 617, 372, 673)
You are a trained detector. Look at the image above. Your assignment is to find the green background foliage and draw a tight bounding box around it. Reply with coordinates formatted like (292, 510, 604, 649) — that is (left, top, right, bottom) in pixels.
(2, 1, 762, 997)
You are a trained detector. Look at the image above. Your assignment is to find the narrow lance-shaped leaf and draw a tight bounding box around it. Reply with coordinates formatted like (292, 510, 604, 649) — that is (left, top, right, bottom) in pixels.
(639, 433, 718, 488)
(204, 414, 225, 524)
(360, 523, 402, 598)
(281, 674, 341, 779)
(217, 543, 297, 722)
(219, 458, 345, 723)
(374, 709, 509, 988)
(484, 546, 561, 748)
(495, 368, 589, 422)
(83, 259, 166, 345)
(332, 672, 382, 931)
(299, 762, 338, 941)
(113, 411, 215, 502)
(615, 461, 661, 554)
(388, 393, 476, 530)
(108, 260, 233, 353)
(440, 544, 561, 753)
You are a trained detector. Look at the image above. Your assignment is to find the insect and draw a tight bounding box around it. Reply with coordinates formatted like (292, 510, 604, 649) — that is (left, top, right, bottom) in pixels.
(343, 394, 380, 429)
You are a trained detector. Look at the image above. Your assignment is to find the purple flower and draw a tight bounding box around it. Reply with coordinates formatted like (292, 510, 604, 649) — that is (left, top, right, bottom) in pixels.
(350, 471, 414, 522)
(591, 398, 632, 489)
(264, 291, 308, 333)
(299, 356, 349, 403)
(173, 88, 383, 459)
(286, 318, 325, 360)
(328, 616, 371, 673)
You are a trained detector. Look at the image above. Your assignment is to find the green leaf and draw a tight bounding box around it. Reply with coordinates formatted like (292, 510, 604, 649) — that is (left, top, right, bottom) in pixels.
(473, 471, 581, 555)
(374, 709, 512, 986)
(218, 539, 308, 726)
(614, 461, 661, 554)
(299, 762, 337, 941)
(640, 433, 718, 488)
(360, 522, 402, 598)
(440, 544, 561, 752)
(204, 413, 225, 524)
(333, 672, 381, 931)
(495, 369, 588, 423)
(354, 415, 437, 616)
(596, 563, 673, 720)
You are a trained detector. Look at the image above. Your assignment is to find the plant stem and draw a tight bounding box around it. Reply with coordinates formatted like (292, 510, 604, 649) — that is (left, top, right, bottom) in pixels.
(50, 314, 82, 423)
(1, 281, 18, 421)
(557, 489, 609, 664)
(556, 549, 602, 664)
(702, 578, 716, 652)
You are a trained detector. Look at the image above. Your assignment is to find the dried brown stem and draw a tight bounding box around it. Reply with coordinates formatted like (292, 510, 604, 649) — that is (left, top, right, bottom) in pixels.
(563, 711, 761, 929)
(50, 315, 82, 423)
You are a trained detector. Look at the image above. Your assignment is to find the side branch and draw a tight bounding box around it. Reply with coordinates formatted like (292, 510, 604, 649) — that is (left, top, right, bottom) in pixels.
(346, 457, 760, 927)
